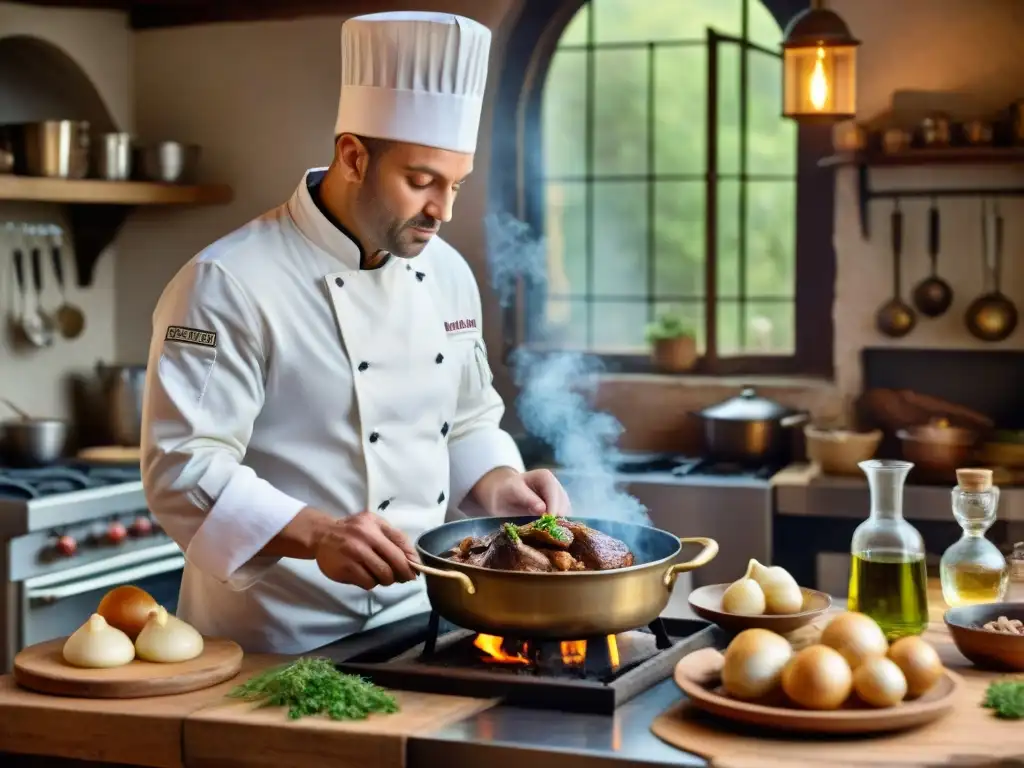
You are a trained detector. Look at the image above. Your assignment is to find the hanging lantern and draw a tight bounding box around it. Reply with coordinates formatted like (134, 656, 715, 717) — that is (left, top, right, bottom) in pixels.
(782, 0, 860, 122)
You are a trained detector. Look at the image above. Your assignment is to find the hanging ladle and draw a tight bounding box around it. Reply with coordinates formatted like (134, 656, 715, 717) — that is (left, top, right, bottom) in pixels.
(875, 199, 917, 338)
(965, 198, 1017, 342)
(911, 197, 953, 317)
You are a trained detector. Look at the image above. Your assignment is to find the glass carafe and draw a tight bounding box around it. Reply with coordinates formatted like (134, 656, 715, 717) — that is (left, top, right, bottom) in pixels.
(848, 459, 929, 640)
(939, 468, 1008, 607)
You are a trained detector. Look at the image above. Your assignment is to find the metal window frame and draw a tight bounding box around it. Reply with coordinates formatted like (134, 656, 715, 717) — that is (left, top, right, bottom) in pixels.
(490, 0, 835, 379)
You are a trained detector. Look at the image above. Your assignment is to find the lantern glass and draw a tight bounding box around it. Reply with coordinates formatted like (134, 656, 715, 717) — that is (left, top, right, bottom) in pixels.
(783, 44, 857, 120)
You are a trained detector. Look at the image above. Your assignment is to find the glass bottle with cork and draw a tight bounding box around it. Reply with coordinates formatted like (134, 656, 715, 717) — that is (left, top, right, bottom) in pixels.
(848, 459, 929, 640)
(939, 467, 1008, 607)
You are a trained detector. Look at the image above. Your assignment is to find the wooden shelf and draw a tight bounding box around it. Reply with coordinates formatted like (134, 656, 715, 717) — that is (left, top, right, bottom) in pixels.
(0, 176, 233, 205)
(818, 147, 1024, 239)
(819, 147, 1024, 168)
(0, 175, 234, 287)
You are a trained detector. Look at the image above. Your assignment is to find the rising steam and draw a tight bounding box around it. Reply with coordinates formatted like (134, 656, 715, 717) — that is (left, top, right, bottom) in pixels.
(484, 211, 650, 524)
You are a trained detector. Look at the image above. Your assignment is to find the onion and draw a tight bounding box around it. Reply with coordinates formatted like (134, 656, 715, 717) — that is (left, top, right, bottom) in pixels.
(96, 585, 159, 640)
(135, 606, 204, 663)
(853, 657, 907, 708)
(63, 613, 136, 669)
(748, 560, 804, 615)
(721, 628, 793, 700)
(781, 645, 852, 710)
(721, 560, 767, 615)
(820, 612, 889, 669)
(887, 636, 943, 698)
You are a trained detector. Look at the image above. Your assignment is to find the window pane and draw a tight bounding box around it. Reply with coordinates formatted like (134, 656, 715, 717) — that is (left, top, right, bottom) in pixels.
(543, 299, 589, 349)
(592, 299, 648, 353)
(592, 181, 647, 297)
(745, 300, 795, 355)
(716, 40, 741, 176)
(746, 0, 784, 49)
(594, 48, 648, 177)
(559, 5, 589, 47)
(654, 45, 706, 176)
(593, 0, 743, 44)
(654, 300, 706, 354)
(746, 180, 796, 298)
(542, 49, 587, 178)
(747, 48, 797, 176)
(654, 181, 704, 299)
(543, 182, 588, 297)
(717, 299, 741, 356)
(716, 180, 739, 299)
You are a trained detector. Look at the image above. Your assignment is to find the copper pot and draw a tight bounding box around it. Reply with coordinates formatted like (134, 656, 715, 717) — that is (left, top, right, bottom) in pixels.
(897, 425, 978, 480)
(410, 516, 718, 639)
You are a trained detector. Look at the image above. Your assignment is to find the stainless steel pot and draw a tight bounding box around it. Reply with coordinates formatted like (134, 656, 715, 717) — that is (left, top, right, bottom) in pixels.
(96, 362, 146, 446)
(1, 418, 69, 466)
(411, 515, 718, 639)
(95, 132, 133, 180)
(138, 141, 199, 183)
(692, 387, 809, 464)
(12, 120, 90, 179)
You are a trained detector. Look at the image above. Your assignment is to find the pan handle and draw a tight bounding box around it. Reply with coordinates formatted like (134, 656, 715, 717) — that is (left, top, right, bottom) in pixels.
(409, 560, 477, 595)
(664, 537, 719, 589)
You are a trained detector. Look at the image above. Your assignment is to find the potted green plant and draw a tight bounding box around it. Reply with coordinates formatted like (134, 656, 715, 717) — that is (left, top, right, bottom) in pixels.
(644, 313, 698, 373)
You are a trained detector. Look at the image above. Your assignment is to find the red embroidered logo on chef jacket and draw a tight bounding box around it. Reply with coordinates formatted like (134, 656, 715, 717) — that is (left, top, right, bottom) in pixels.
(444, 318, 478, 334)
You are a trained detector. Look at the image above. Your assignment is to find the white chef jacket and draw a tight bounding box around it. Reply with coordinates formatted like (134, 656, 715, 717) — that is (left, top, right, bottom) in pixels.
(141, 169, 524, 654)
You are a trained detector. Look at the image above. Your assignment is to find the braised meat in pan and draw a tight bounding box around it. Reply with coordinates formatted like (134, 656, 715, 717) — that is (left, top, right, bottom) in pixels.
(441, 516, 635, 573)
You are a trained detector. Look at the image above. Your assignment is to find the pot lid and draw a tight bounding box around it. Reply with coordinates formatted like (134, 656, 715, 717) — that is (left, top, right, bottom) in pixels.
(699, 387, 792, 421)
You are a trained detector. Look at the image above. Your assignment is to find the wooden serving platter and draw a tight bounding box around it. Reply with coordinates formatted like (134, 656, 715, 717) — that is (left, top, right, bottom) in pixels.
(666, 646, 962, 736)
(13, 636, 243, 698)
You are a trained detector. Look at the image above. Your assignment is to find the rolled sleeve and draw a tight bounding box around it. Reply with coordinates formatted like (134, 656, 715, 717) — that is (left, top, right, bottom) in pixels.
(142, 259, 306, 590)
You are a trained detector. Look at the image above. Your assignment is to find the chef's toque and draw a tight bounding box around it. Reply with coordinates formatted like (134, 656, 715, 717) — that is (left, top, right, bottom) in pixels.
(334, 11, 492, 154)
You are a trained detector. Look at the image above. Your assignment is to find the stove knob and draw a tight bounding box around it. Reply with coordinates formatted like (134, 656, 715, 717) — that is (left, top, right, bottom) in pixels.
(106, 522, 128, 544)
(55, 535, 77, 556)
(131, 516, 153, 536)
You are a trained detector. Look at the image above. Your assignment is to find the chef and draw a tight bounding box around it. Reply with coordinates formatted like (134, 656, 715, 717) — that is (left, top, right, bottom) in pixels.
(140, 11, 571, 655)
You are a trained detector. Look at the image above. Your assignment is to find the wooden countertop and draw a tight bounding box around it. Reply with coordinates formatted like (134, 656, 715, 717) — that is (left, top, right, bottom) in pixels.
(0, 648, 497, 768)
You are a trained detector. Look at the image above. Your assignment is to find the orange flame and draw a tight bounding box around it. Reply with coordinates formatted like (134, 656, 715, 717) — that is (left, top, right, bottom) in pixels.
(473, 634, 620, 667)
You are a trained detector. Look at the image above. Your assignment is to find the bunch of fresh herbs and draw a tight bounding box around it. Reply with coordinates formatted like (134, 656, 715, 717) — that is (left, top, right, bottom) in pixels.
(982, 679, 1024, 720)
(227, 657, 399, 721)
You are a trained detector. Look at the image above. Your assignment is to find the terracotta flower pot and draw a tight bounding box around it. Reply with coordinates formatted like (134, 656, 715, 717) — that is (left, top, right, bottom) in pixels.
(651, 336, 697, 373)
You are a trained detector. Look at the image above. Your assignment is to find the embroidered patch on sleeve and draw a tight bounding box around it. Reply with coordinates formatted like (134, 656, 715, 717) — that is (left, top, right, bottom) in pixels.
(165, 325, 218, 348)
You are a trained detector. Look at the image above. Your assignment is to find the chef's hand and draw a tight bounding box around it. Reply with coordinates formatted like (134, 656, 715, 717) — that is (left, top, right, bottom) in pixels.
(315, 511, 420, 590)
(478, 467, 572, 517)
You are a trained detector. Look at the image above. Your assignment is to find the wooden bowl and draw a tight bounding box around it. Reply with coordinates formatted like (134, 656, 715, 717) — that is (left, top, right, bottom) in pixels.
(687, 584, 832, 634)
(804, 426, 882, 476)
(944, 603, 1024, 672)
(673, 647, 961, 735)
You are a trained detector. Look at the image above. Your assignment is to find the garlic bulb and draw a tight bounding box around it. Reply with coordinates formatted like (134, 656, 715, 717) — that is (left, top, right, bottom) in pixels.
(721, 561, 767, 615)
(748, 559, 804, 615)
(134, 606, 204, 663)
(63, 613, 136, 669)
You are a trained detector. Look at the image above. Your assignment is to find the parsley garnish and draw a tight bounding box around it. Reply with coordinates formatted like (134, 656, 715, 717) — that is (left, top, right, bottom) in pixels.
(503, 522, 521, 542)
(982, 679, 1024, 719)
(227, 657, 399, 720)
(533, 513, 569, 541)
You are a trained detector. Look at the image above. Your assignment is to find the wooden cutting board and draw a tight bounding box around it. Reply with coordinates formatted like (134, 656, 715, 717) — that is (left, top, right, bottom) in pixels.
(13, 637, 243, 698)
(183, 690, 499, 768)
(651, 585, 1024, 767)
(77, 445, 141, 464)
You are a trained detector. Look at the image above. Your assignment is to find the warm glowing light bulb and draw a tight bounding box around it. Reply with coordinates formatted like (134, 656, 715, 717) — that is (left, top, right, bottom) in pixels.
(809, 46, 828, 111)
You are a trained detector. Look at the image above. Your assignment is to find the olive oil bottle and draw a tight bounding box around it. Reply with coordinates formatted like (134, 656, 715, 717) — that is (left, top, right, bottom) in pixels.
(939, 468, 1008, 607)
(848, 460, 929, 640)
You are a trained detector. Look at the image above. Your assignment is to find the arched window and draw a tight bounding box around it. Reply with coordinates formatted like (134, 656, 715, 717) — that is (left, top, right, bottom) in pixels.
(490, 0, 835, 377)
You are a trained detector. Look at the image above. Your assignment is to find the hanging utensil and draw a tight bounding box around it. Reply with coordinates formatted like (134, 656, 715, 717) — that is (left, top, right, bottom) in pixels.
(13, 245, 48, 348)
(49, 227, 85, 339)
(911, 198, 953, 317)
(875, 199, 917, 338)
(29, 238, 56, 346)
(965, 199, 1017, 342)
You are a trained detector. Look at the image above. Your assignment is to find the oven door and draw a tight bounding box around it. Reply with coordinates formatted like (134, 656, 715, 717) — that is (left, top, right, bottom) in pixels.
(20, 542, 185, 649)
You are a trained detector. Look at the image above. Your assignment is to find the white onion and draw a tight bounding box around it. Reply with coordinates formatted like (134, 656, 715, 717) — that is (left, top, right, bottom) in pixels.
(781, 645, 853, 710)
(134, 606, 204, 663)
(888, 636, 943, 697)
(820, 612, 889, 669)
(63, 614, 136, 669)
(853, 656, 908, 708)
